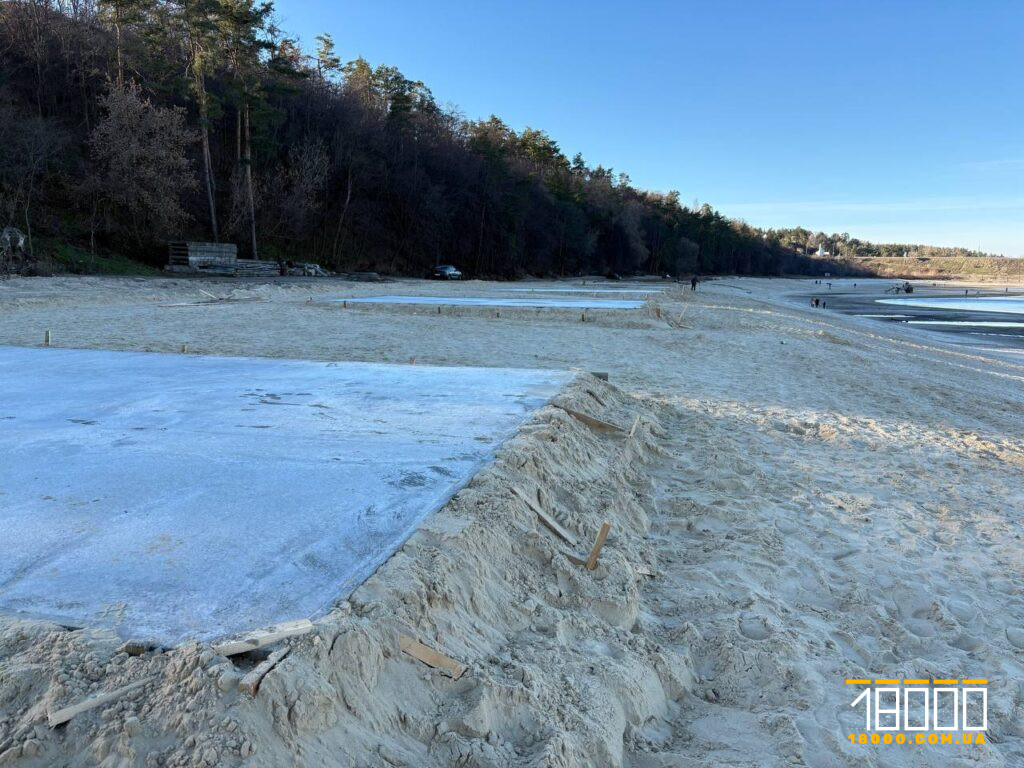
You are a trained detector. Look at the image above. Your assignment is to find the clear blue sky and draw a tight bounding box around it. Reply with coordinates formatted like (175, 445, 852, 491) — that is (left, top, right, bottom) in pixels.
(274, 1, 1023, 256)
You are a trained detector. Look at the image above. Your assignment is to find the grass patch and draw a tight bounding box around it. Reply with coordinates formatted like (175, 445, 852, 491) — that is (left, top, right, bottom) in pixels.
(39, 239, 161, 276)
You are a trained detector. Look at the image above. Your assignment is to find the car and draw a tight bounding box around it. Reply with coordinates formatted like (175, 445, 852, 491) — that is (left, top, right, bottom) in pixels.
(430, 264, 462, 280)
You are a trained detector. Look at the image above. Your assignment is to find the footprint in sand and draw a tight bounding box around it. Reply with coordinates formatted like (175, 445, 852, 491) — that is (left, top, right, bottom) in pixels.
(946, 598, 978, 624)
(738, 614, 771, 641)
(1007, 627, 1024, 649)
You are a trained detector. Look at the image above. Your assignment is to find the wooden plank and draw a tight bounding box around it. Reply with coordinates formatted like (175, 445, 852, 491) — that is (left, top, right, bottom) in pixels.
(635, 564, 656, 577)
(48, 676, 156, 727)
(585, 522, 612, 571)
(238, 647, 289, 696)
(212, 619, 313, 657)
(554, 405, 624, 434)
(628, 415, 640, 438)
(399, 636, 466, 680)
(511, 487, 578, 547)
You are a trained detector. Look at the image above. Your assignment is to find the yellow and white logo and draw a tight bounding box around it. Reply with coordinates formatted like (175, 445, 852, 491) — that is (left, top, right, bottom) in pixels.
(846, 678, 988, 746)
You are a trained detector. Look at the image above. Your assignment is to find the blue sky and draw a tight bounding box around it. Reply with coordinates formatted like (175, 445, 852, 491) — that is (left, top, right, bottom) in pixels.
(274, 1, 1023, 256)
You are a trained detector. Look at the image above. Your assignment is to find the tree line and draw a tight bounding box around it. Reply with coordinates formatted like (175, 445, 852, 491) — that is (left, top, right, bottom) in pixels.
(0, 0, 969, 279)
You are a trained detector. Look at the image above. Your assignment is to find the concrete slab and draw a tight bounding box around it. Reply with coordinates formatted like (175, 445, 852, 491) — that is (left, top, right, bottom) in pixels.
(0, 347, 570, 644)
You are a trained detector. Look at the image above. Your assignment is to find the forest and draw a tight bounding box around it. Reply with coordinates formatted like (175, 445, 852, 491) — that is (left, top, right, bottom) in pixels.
(0, 1, 1003, 278)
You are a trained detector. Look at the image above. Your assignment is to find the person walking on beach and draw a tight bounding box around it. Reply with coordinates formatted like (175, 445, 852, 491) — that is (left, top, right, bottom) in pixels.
(691, 276, 699, 291)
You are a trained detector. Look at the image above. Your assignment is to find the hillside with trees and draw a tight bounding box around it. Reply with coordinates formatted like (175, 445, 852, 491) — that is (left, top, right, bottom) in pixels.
(0, 1, 1008, 279)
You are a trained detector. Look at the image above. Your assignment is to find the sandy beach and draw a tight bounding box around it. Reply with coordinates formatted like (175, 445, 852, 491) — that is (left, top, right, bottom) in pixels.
(1, 275, 1023, 767)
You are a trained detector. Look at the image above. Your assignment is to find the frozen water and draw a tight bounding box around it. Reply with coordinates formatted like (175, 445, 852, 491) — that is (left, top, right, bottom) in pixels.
(334, 295, 646, 309)
(877, 296, 1024, 314)
(0, 347, 570, 644)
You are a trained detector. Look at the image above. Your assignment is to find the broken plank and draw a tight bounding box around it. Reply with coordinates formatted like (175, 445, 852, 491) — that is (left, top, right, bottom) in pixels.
(512, 486, 578, 547)
(585, 522, 612, 571)
(212, 619, 313, 657)
(48, 676, 157, 728)
(399, 636, 466, 680)
(554, 405, 624, 434)
(239, 647, 290, 696)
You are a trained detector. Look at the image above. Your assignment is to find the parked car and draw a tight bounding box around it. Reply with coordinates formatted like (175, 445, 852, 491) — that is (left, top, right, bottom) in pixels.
(430, 264, 463, 280)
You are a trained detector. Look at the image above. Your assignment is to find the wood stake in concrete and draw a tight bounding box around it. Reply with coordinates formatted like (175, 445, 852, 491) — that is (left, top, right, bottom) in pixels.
(399, 635, 465, 680)
(48, 676, 157, 727)
(212, 619, 313, 657)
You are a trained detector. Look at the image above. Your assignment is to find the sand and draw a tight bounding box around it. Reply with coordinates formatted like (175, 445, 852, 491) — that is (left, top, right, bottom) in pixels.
(0, 274, 1022, 767)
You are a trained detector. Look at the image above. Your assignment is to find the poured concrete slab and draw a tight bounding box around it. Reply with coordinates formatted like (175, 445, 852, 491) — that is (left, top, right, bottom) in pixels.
(335, 295, 646, 309)
(0, 347, 570, 644)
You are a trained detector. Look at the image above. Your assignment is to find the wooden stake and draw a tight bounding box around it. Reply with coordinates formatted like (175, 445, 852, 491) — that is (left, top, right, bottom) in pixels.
(628, 415, 640, 438)
(512, 486, 578, 547)
(239, 647, 290, 696)
(585, 522, 612, 571)
(399, 636, 466, 680)
(44, 330, 50, 347)
(212, 618, 313, 657)
(48, 676, 156, 727)
(181, 343, 188, 354)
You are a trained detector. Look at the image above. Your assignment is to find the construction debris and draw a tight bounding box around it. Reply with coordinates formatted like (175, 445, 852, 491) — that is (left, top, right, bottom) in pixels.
(554, 404, 625, 434)
(399, 636, 466, 680)
(512, 486, 579, 546)
(212, 619, 314, 657)
(48, 676, 157, 728)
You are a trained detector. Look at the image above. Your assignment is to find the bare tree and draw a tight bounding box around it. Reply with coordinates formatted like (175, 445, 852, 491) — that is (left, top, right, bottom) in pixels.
(88, 81, 197, 242)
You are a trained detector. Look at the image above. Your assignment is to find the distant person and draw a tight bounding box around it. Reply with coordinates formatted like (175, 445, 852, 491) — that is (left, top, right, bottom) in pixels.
(822, 300, 826, 307)
(691, 276, 699, 291)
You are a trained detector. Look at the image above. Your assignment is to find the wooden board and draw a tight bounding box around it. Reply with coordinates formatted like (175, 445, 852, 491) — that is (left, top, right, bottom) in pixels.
(512, 487, 578, 547)
(48, 675, 157, 727)
(554, 405, 624, 434)
(239, 647, 290, 696)
(399, 635, 466, 680)
(628, 415, 641, 438)
(212, 619, 313, 657)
